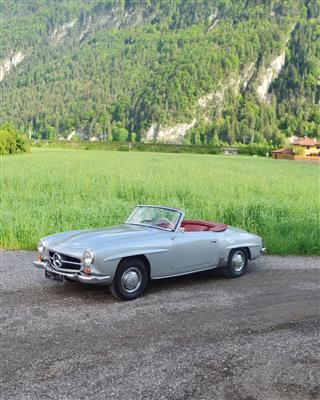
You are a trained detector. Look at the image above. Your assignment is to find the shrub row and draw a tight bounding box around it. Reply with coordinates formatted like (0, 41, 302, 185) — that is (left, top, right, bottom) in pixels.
(31, 140, 273, 156)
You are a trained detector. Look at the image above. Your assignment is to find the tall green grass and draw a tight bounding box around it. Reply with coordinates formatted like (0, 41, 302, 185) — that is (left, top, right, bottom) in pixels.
(1, 149, 319, 254)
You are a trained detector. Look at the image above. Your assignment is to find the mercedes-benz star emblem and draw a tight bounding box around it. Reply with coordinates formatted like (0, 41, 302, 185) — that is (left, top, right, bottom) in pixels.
(53, 253, 62, 268)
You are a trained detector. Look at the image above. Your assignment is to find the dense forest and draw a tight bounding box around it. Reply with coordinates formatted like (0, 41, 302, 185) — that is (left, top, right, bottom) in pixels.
(0, 0, 319, 145)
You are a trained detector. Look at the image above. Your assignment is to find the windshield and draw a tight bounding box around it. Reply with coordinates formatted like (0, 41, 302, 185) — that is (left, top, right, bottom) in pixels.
(125, 206, 182, 231)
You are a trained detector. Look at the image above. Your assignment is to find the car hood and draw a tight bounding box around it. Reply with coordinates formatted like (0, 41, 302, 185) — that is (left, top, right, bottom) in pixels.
(44, 224, 161, 253)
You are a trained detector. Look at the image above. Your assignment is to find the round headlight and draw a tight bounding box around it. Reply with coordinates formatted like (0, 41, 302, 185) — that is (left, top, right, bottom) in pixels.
(37, 240, 45, 255)
(82, 249, 94, 267)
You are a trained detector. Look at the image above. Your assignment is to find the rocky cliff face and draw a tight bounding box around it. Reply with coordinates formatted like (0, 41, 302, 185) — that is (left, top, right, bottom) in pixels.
(145, 120, 197, 144)
(256, 52, 286, 102)
(0, 51, 25, 82)
(51, 20, 77, 45)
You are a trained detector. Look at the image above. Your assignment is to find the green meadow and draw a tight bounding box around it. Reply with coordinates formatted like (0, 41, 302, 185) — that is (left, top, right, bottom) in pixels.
(1, 149, 319, 254)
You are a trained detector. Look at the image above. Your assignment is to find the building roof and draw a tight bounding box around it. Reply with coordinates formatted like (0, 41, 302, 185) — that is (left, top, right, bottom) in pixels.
(293, 138, 319, 146)
(272, 148, 293, 154)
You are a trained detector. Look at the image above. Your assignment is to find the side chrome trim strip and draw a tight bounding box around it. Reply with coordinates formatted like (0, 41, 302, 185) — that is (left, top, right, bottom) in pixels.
(104, 249, 169, 262)
(151, 265, 218, 280)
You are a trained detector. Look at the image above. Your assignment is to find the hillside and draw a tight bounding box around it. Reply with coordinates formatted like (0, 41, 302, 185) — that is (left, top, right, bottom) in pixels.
(0, 0, 319, 144)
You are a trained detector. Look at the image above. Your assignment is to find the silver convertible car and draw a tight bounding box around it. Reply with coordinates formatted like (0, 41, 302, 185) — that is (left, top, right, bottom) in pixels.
(34, 205, 265, 300)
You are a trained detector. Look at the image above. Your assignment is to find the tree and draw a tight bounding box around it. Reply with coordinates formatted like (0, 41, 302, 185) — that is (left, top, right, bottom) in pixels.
(194, 131, 201, 145)
(130, 132, 137, 142)
(92, 122, 102, 138)
(112, 125, 128, 141)
(211, 131, 220, 146)
(46, 125, 58, 140)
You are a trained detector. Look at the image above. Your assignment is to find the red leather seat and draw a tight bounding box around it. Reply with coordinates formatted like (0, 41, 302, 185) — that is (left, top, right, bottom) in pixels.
(183, 224, 208, 232)
(181, 220, 227, 232)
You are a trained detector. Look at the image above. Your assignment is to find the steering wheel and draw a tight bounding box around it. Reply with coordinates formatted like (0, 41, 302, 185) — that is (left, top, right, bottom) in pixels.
(157, 217, 174, 229)
(141, 219, 153, 224)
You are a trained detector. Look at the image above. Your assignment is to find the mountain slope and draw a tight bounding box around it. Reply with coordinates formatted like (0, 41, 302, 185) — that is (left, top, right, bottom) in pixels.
(0, 0, 319, 144)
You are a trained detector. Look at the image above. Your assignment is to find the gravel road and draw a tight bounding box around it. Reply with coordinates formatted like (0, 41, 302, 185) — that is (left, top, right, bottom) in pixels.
(1, 251, 319, 400)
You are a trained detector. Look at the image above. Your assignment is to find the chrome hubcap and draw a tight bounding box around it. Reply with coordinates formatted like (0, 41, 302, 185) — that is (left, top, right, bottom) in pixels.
(121, 268, 142, 293)
(231, 251, 245, 272)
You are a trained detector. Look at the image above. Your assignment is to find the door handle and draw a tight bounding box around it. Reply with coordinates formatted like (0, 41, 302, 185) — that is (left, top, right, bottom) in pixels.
(211, 240, 217, 243)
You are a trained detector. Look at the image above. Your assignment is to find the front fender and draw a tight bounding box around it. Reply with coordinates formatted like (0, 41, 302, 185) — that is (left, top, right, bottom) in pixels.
(103, 248, 169, 262)
(91, 248, 170, 281)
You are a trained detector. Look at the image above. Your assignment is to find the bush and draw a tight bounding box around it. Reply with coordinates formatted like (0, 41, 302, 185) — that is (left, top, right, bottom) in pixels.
(0, 124, 30, 155)
(0, 127, 16, 155)
(16, 132, 30, 153)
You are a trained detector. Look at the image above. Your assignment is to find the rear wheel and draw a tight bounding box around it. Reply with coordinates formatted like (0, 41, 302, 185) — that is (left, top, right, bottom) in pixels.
(109, 257, 148, 300)
(224, 248, 248, 278)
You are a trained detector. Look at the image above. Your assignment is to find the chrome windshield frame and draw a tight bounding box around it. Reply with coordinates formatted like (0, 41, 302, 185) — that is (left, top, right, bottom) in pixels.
(125, 205, 184, 232)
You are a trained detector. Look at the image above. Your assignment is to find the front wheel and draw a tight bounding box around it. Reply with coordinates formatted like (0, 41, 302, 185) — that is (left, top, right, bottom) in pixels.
(224, 248, 248, 278)
(109, 257, 148, 300)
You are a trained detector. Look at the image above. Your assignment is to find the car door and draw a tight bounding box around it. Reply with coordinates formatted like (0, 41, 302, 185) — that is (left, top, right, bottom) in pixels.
(169, 231, 219, 272)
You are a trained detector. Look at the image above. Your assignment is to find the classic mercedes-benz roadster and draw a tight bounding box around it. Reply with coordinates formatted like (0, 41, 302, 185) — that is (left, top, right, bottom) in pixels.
(34, 205, 265, 300)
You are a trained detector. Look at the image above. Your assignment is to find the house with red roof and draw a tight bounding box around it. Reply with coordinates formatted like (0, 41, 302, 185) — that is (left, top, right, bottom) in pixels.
(292, 137, 320, 157)
(272, 137, 320, 161)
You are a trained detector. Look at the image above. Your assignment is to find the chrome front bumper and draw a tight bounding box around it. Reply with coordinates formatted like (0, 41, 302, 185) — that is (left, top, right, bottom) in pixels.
(260, 247, 267, 255)
(33, 260, 112, 285)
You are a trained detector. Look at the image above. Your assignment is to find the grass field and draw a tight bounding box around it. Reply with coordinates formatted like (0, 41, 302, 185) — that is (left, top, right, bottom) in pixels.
(1, 149, 319, 254)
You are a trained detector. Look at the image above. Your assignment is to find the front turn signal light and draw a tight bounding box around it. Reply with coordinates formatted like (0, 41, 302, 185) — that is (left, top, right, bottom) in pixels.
(82, 266, 91, 275)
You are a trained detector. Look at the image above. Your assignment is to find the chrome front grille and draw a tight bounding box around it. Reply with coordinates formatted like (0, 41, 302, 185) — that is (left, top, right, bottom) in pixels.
(49, 251, 81, 271)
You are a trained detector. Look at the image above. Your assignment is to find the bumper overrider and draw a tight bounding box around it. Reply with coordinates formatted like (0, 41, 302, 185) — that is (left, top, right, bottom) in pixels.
(260, 247, 267, 255)
(33, 260, 112, 284)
